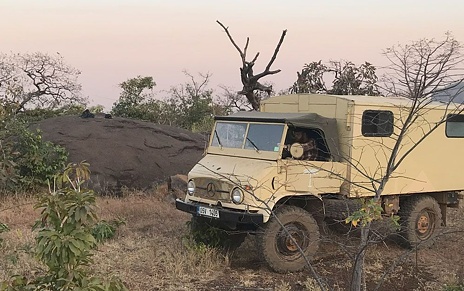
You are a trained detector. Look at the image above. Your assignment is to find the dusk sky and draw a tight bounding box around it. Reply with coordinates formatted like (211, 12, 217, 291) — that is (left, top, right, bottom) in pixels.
(2, 0, 463, 110)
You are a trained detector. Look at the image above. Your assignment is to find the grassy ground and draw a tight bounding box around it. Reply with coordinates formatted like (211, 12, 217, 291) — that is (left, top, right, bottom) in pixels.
(1, 188, 463, 290)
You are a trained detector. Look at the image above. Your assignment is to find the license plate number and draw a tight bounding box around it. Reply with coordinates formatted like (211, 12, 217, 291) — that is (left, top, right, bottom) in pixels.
(197, 206, 220, 218)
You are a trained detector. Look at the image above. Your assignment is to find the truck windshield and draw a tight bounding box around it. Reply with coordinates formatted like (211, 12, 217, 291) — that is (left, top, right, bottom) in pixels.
(211, 122, 284, 152)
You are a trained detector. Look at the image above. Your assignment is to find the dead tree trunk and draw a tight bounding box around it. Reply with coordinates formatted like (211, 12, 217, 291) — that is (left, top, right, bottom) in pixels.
(217, 20, 287, 111)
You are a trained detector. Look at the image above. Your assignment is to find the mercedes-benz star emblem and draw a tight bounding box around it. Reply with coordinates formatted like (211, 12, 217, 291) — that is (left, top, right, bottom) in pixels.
(206, 183, 216, 197)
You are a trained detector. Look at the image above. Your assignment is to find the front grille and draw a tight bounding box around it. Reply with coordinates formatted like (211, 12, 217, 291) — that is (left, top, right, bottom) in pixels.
(194, 178, 232, 202)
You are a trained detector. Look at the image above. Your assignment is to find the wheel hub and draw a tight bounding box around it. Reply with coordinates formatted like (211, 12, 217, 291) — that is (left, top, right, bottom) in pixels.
(276, 223, 308, 257)
(417, 214, 430, 234)
(415, 209, 436, 240)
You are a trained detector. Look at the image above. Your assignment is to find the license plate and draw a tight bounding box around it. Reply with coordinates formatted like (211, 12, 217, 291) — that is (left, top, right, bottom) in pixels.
(197, 206, 220, 218)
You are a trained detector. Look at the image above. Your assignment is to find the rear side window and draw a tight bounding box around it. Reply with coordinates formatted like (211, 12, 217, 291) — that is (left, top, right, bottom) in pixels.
(446, 114, 464, 138)
(362, 110, 394, 137)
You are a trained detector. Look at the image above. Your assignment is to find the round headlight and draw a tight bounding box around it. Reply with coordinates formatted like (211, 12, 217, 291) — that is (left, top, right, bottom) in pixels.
(231, 188, 243, 204)
(187, 180, 195, 195)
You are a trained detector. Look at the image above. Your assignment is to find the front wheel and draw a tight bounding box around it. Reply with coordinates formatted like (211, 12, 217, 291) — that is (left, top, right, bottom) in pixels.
(397, 195, 443, 248)
(258, 205, 320, 273)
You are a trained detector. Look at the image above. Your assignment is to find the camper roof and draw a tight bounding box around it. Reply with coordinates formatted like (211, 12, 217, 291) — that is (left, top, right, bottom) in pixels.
(261, 94, 449, 108)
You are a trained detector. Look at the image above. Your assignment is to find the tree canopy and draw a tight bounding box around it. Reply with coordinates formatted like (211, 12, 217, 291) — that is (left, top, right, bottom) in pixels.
(0, 52, 85, 115)
(111, 76, 156, 118)
(111, 72, 223, 132)
(291, 60, 380, 96)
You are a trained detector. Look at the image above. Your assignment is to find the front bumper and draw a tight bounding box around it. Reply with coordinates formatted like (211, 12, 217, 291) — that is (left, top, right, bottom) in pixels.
(175, 199, 264, 225)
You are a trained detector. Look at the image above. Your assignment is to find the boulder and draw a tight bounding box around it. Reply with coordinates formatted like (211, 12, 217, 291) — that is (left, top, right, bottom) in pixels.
(34, 116, 207, 194)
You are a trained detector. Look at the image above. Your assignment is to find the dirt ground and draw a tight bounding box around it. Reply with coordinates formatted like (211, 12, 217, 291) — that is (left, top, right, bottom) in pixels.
(1, 191, 463, 291)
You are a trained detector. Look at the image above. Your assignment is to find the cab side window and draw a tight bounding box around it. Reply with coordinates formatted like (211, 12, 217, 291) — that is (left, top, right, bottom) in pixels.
(283, 127, 331, 161)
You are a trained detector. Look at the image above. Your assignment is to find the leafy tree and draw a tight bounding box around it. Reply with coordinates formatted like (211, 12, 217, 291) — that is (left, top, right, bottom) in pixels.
(111, 76, 155, 118)
(111, 73, 222, 132)
(0, 52, 85, 114)
(291, 60, 380, 96)
(217, 20, 287, 110)
(165, 72, 215, 131)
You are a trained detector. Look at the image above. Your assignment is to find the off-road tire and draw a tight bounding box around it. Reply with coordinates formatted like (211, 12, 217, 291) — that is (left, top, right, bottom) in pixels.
(189, 216, 246, 250)
(397, 195, 443, 248)
(258, 205, 320, 273)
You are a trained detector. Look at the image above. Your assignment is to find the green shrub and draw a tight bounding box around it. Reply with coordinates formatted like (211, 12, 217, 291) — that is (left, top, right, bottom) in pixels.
(185, 217, 246, 251)
(0, 118, 67, 192)
(92, 219, 126, 243)
(0, 140, 19, 190)
(0, 162, 127, 291)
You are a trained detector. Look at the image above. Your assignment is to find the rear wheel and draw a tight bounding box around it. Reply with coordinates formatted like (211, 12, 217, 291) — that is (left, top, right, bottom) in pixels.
(398, 195, 442, 248)
(258, 205, 320, 273)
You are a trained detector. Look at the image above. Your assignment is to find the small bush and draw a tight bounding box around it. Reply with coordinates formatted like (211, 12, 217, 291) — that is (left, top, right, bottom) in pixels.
(92, 219, 126, 243)
(0, 118, 68, 192)
(185, 217, 246, 251)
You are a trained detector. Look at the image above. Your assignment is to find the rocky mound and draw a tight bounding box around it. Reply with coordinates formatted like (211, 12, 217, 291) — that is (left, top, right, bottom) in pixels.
(34, 115, 207, 194)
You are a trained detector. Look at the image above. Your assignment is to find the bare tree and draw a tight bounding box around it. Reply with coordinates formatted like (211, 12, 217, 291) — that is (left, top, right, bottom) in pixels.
(347, 33, 464, 291)
(218, 85, 252, 113)
(382, 32, 463, 99)
(217, 20, 287, 111)
(0, 52, 85, 114)
(219, 82, 276, 113)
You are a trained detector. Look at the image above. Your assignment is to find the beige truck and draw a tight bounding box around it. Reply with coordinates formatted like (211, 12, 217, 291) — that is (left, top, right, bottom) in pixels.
(176, 93, 462, 273)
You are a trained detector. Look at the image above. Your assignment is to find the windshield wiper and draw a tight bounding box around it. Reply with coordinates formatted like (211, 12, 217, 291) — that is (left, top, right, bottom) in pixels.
(246, 137, 260, 153)
(214, 129, 222, 148)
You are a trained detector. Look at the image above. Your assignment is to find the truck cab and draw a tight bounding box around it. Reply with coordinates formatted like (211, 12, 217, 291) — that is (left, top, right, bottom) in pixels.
(176, 111, 345, 225)
(176, 111, 348, 272)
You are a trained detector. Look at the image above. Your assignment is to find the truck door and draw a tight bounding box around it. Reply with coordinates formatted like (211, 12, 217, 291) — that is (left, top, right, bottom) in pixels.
(281, 126, 346, 194)
(282, 160, 346, 194)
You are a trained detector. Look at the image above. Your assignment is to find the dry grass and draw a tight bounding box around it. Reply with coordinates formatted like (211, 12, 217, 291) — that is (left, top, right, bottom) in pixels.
(0, 196, 41, 279)
(0, 189, 228, 290)
(91, 190, 229, 290)
(1, 189, 463, 290)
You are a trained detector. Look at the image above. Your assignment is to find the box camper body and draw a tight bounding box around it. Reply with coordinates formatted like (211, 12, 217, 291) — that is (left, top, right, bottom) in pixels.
(261, 94, 464, 197)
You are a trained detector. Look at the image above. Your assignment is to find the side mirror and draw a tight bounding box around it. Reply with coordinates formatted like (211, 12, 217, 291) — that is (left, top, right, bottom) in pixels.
(289, 143, 304, 159)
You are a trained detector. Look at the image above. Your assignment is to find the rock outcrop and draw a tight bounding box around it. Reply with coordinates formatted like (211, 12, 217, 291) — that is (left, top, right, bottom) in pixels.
(34, 115, 206, 194)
